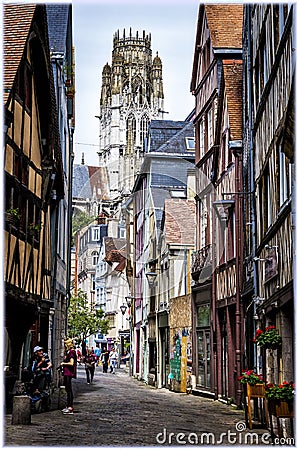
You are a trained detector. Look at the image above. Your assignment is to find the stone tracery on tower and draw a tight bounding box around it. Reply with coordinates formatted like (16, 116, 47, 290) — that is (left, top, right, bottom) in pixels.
(98, 28, 164, 202)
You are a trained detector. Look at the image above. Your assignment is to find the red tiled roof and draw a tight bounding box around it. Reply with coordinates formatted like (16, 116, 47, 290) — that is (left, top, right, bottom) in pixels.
(164, 199, 196, 246)
(223, 60, 243, 140)
(205, 4, 243, 48)
(3, 4, 36, 104)
(104, 237, 127, 267)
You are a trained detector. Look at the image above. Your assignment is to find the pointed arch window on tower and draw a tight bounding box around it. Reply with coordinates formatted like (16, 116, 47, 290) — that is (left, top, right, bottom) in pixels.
(140, 115, 149, 152)
(126, 113, 136, 152)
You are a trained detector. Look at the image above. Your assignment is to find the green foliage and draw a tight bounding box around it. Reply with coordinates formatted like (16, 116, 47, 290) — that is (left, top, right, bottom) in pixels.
(238, 370, 264, 385)
(6, 208, 21, 220)
(265, 382, 295, 401)
(253, 326, 282, 349)
(72, 210, 95, 236)
(67, 289, 110, 343)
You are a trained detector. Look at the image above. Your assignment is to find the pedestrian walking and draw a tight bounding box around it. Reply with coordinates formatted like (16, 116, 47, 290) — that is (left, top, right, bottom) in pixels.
(76, 347, 82, 365)
(60, 337, 77, 415)
(83, 348, 96, 384)
(101, 347, 109, 373)
(94, 345, 101, 365)
(109, 347, 118, 374)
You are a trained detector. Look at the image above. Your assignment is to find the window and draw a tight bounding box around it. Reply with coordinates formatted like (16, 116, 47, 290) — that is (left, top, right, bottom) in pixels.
(140, 115, 149, 151)
(207, 109, 213, 149)
(228, 209, 236, 260)
(266, 168, 272, 229)
(92, 251, 99, 266)
(185, 137, 195, 151)
(260, 34, 268, 92)
(277, 140, 290, 206)
(126, 113, 136, 151)
(109, 315, 115, 328)
(119, 227, 126, 239)
(17, 61, 32, 111)
(221, 134, 226, 172)
(199, 197, 208, 249)
(259, 165, 272, 230)
(92, 227, 100, 241)
(199, 119, 205, 158)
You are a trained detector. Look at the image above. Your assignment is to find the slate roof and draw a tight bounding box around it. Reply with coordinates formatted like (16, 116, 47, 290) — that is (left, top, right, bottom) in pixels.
(164, 199, 196, 246)
(3, 4, 36, 104)
(223, 60, 243, 141)
(72, 164, 110, 200)
(154, 122, 194, 155)
(148, 120, 188, 152)
(205, 4, 243, 49)
(46, 4, 70, 53)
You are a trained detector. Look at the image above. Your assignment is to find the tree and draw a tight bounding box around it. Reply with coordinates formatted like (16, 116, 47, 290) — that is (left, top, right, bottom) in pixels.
(67, 289, 110, 355)
(71, 210, 95, 245)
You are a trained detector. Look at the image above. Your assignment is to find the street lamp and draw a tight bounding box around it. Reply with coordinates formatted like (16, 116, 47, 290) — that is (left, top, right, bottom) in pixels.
(145, 271, 158, 287)
(120, 303, 127, 329)
(125, 296, 135, 377)
(119, 303, 127, 368)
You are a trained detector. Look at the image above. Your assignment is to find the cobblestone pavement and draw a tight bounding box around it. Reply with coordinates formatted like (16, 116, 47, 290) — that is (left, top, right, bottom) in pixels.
(4, 365, 272, 447)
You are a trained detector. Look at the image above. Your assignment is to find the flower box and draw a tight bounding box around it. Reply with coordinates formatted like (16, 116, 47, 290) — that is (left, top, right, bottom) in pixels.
(253, 326, 282, 349)
(247, 383, 266, 398)
(268, 399, 294, 418)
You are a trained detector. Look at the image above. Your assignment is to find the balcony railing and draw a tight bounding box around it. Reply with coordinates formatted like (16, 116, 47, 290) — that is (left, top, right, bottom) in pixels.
(191, 244, 212, 280)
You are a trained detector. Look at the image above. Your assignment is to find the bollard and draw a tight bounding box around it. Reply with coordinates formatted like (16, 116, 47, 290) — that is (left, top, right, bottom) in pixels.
(58, 385, 67, 410)
(12, 395, 31, 425)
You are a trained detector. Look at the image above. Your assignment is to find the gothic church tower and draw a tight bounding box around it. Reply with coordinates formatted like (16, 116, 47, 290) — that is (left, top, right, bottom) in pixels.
(98, 29, 164, 200)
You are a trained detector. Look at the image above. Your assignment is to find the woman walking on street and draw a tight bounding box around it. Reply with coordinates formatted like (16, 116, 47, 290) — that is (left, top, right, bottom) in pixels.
(109, 347, 118, 374)
(60, 338, 77, 415)
(101, 347, 109, 373)
(83, 348, 96, 384)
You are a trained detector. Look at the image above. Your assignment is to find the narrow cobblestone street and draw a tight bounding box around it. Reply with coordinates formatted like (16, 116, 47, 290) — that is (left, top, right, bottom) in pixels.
(4, 366, 273, 447)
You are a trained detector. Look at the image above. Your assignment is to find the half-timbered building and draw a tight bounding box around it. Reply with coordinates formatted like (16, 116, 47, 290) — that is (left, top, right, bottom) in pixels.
(4, 4, 64, 398)
(190, 4, 244, 405)
(243, 4, 295, 385)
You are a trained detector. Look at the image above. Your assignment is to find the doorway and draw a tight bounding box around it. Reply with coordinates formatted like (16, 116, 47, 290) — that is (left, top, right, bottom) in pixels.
(197, 329, 211, 388)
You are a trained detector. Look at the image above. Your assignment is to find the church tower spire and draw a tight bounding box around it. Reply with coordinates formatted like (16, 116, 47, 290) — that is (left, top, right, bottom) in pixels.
(98, 29, 164, 201)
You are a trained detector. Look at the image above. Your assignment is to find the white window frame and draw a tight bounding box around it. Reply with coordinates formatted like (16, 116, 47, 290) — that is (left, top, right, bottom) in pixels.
(92, 227, 100, 241)
(92, 251, 99, 266)
(199, 119, 205, 158)
(207, 109, 213, 149)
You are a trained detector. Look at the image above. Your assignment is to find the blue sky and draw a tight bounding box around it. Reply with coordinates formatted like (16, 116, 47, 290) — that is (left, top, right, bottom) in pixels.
(72, 0, 199, 166)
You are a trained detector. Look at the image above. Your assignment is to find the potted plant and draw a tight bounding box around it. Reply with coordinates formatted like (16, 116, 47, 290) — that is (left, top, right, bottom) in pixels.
(253, 326, 282, 349)
(265, 382, 295, 417)
(238, 370, 264, 386)
(238, 370, 265, 396)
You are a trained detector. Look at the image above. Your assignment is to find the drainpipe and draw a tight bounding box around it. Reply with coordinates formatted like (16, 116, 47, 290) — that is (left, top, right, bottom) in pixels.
(67, 123, 75, 319)
(246, 5, 258, 373)
(229, 140, 243, 408)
